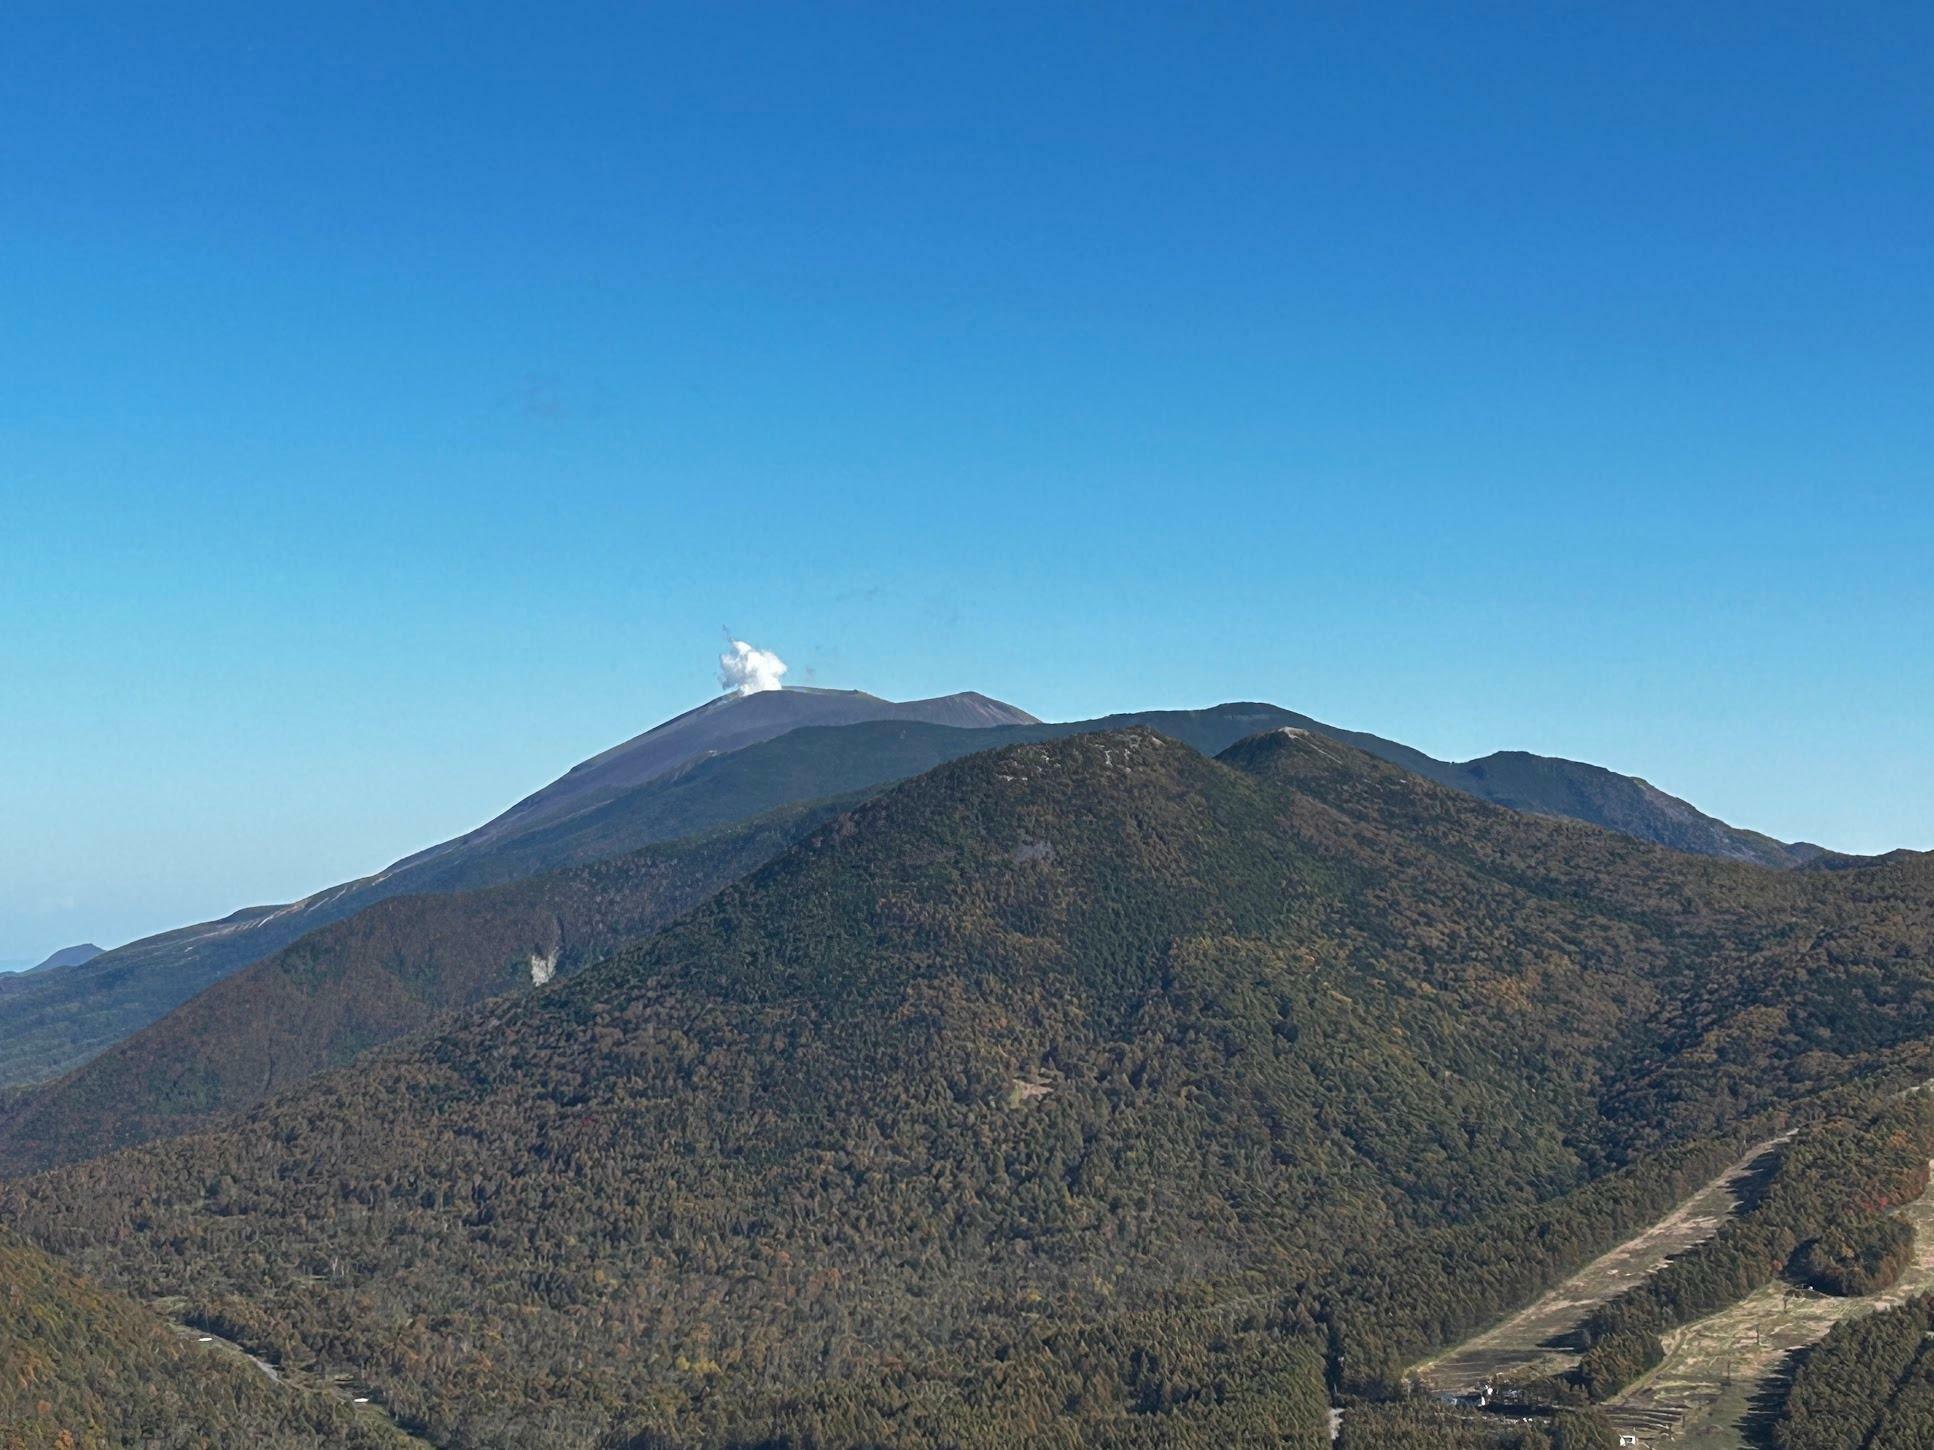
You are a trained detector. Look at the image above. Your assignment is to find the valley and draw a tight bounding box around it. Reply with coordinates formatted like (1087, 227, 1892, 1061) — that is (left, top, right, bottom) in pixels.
(1603, 1157, 1934, 1447)
(1415, 1086, 1934, 1447)
(1412, 1130, 1794, 1398)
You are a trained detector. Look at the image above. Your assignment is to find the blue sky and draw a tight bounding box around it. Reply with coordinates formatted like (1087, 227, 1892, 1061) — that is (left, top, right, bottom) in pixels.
(4, 2, 1930, 958)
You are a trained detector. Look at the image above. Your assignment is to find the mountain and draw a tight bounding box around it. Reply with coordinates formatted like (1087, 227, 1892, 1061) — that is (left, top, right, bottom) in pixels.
(0, 698, 1829, 1144)
(8, 729, 1925, 1447)
(1404, 750, 1823, 867)
(0, 694, 1828, 1092)
(0, 712, 1324, 1169)
(0, 699, 1831, 1100)
(415, 685, 1032, 863)
(0, 801, 846, 1176)
(0, 688, 1034, 1088)
(1084, 708, 1823, 869)
(25, 942, 103, 973)
(0, 1223, 410, 1447)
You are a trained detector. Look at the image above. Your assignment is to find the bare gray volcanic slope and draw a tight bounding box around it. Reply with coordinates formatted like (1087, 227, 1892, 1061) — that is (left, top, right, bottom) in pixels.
(391, 686, 1033, 872)
(0, 688, 1034, 1087)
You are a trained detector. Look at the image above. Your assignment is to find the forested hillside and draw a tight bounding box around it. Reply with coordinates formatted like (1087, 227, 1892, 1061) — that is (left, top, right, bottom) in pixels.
(1568, 1098, 1934, 1400)
(1770, 1294, 1934, 1448)
(6, 729, 1929, 1447)
(0, 706, 1437, 1166)
(0, 691, 1033, 1090)
(0, 1225, 408, 1449)
(0, 802, 844, 1177)
(0, 696, 1827, 1090)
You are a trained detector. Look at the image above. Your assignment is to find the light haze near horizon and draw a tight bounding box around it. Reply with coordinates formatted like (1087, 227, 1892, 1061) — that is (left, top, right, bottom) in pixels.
(3, 3, 1930, 959)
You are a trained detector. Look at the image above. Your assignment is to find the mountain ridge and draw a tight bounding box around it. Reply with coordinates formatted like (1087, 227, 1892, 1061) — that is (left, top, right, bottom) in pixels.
(0, 688, 1034, 1087)
(384, 686, 1038, 878)
(0, 695, 1839, 1090)
(0, 801, 848, 1176)
(2, 706, 1848, 1172)
(7, 727, 1928, 1446)
(26, 943, 102, 974)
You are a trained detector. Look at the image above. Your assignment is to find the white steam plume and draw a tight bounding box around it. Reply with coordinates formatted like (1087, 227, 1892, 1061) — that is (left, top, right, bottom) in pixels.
(718, 638, 788, 696)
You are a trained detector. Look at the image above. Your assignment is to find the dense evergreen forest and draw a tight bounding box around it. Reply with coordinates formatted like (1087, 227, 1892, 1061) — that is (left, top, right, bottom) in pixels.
(0, 1226, 408, 1449)
(1337, 1401, 1619, 1448)
(4, 728, 1932, 1445)
(1770, 1294, 1934, 1448)
(1794, 1208, 1917, 1296)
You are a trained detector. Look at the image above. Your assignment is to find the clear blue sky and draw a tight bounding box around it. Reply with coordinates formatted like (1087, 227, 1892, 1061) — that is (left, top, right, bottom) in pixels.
(4, 3, 1930, 959)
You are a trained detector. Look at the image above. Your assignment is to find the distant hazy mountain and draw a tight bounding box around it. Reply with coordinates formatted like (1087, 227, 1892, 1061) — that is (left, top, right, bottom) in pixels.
(385, 686, 1035, 885)
(0, 691, 1830, 1089)
(26, 943, 102, 974)
(0, 802, 845, 1176)
(0, 688, 1035, 1086)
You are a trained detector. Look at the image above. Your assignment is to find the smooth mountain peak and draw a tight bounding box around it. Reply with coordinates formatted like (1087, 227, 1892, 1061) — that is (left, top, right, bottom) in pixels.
(27, 943, 103, 974)
(1216, 723, 1375, 774)
(397, 684, 1039, 876)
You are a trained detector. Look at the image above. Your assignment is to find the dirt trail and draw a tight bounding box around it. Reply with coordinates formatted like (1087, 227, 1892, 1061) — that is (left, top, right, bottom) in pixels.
(1412, 1131, 1790, 1394)
(169, 1317, 282, 1381)
(158, 1299, 432, 1446)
